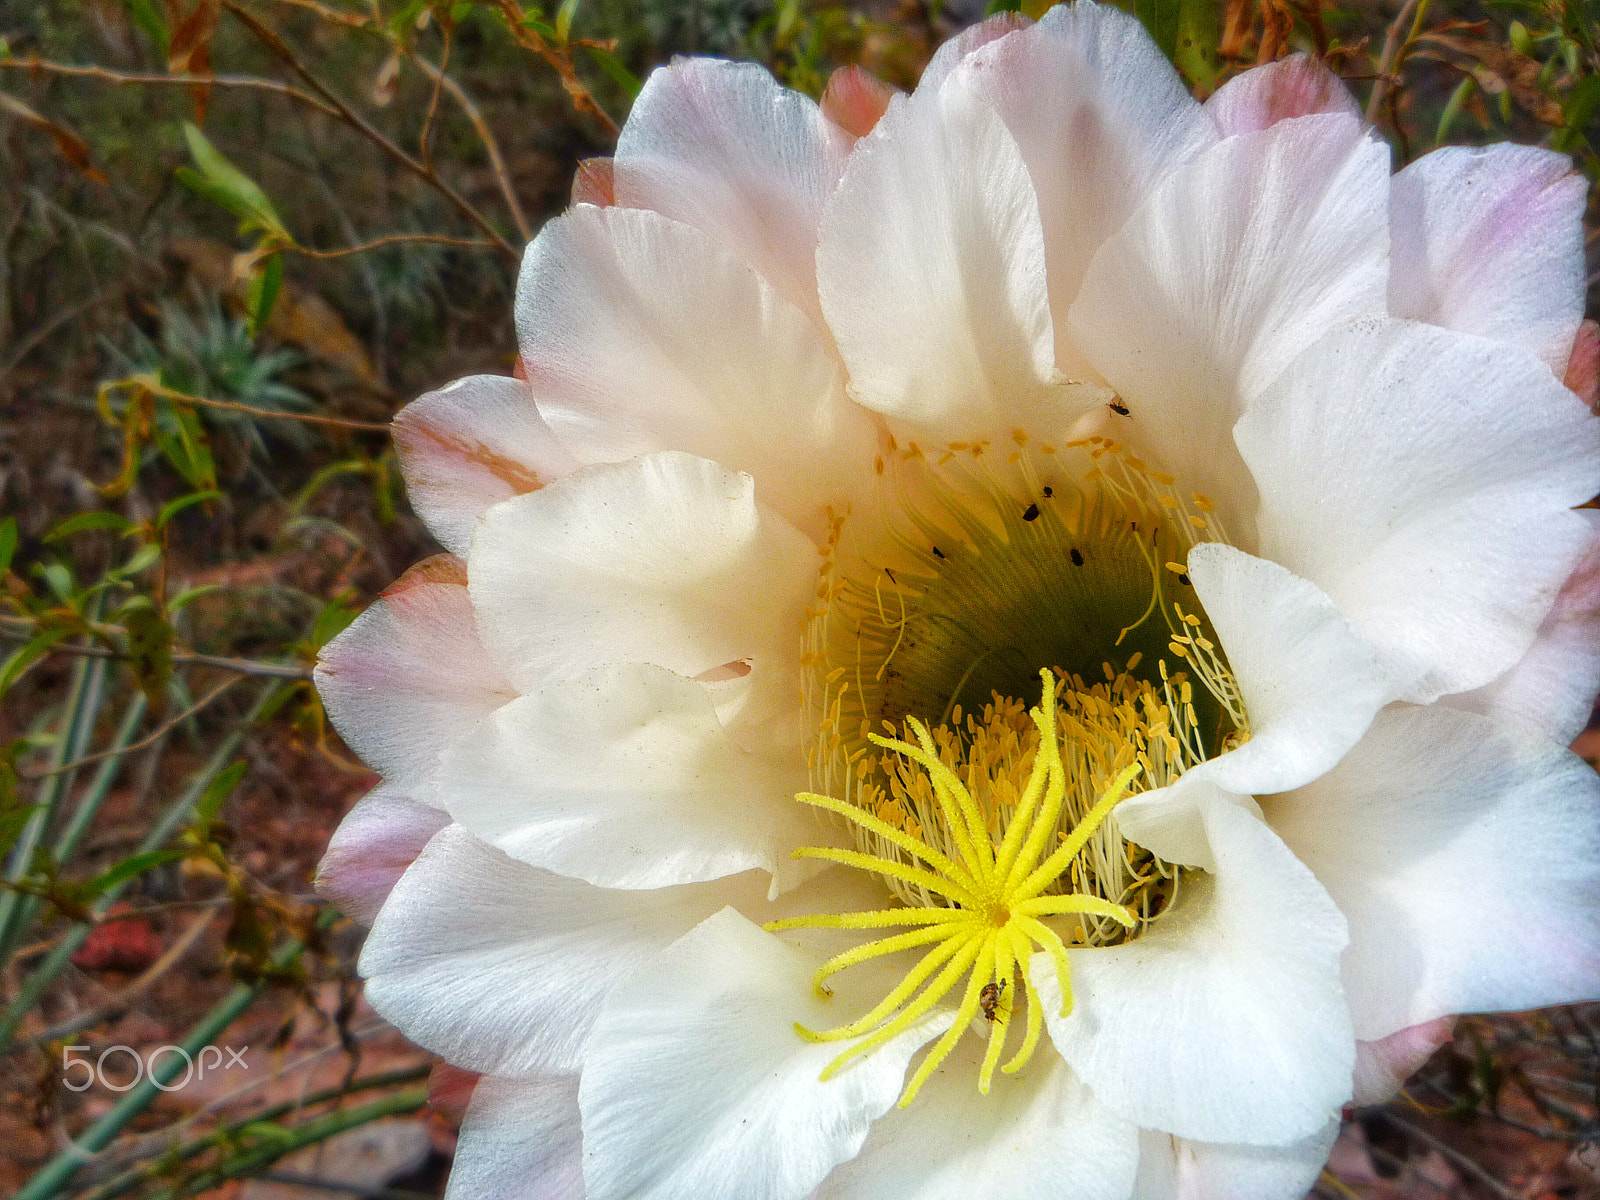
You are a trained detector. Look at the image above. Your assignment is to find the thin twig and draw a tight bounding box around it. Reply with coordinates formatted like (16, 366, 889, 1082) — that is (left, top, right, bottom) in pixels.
(174, 390, 392, 431)
(1365, 0, 1421, 122)
(220, 0, 519, 261)
(410, 53, 534, 242)
(0, 289, 122, 382)
(418, 23, 451, 174)
(1383, 1112, 1520, 1200)
(285, 231, 496, 259)
(0, 58, 339, 117)
(23, 678, 241, 779)
(0, 624, 313, 680)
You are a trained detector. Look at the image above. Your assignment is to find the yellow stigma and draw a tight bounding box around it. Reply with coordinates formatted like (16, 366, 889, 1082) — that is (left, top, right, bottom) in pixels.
(765, 670, 1145, 1108)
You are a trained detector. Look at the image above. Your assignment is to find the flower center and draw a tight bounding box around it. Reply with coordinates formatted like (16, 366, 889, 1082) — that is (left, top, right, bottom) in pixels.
(770, 434, 1249, 1103)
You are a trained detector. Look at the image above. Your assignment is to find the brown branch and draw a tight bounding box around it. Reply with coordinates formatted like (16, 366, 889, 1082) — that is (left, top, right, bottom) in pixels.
(219, 0, 519, 261)
(410, 54, 534, 242)
(0, 622, 313, 681)
(173, 391, 392, 431)
(285, 231, 498, 258)
(491, 0, 620, 139)
(0, 58, 339, 117)
(23, 678, 242, 779)
(1365, 0, 1429, 124)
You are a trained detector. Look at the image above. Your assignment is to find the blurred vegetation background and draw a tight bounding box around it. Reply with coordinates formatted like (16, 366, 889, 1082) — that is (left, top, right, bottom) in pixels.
(0, 0, 1597, 1196)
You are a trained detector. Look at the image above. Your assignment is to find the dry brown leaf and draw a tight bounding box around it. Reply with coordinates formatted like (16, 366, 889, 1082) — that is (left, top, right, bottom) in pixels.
(0, 92, 108, 184)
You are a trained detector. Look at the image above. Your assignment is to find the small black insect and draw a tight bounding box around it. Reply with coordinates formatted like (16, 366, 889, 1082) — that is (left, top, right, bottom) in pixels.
(1041, 485, 1053, 498)
(1022, 503, 1040, 522)
(979, 979, 1007, 1022)
(932, 546, 946, 560)
(1108, 400, 1130, 416)
(1070, 548, 1084, 566)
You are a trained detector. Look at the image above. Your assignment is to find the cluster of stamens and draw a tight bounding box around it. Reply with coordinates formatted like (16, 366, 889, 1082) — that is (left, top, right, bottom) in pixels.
(766, 670, 1144, 1107)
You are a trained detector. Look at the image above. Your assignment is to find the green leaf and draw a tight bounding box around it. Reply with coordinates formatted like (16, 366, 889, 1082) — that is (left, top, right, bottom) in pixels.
(121, 598, 173, 708)
(555, 0, 579, 41)
(1554, 74, 1600, 152)
(1134, 0, 1180, 59)
(0, 804, 41, 858)
(44, 511, 133, 543)
(0, 516, 17, 575)
(1173, 0, 1220, 89)
(167, 583, 221, 612)
(157, 489, 223, 530)
(195, 759, 248, 822)
(583, 44, 641, 98)
(116, 542, 163, 578)
(0, 629, 71, 698)
(177, 123, 289, 242)
(388, 0, 429, 36)
(40, 562, 75, 603)
(247, 251, 283, 339)
(309, 598, 359, 649)
(81, 848, 188, 900)
(121, 0, 170, 57)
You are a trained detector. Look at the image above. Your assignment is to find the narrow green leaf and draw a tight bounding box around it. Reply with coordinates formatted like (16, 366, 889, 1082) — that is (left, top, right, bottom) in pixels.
(0, 517, 17, 575)
(178, 123, 288, 241)
(555, 0, 579, 42)
(0, 629, 71, 698)
(116, 542, 163, 578)
(1134, 0, 1181, 59)
(81, 848, 188, 900)
(157, 489, 223, 529)
(247, 251, 283, 339)
(309, 598, 358, 649)
(583, 44, 641, 98)
(1554, 74, 1600, 152)
(195, 759, 247, 822)
(40, 562, 75, 603)
(167, 583, 221, 612)
(44, 511, 132, 543)
(1173, 0, 1220, 89)
(0, 804, 41, 858)
(120, 0, 169, 57)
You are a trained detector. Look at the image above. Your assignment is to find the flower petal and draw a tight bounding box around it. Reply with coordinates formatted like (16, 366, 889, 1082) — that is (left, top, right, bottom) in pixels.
(315, 784, 449, 925)
(960, 1, 1216, 374)
(1262, 703, 1600, 1040)
(1389, 143, 1587, 376)
(916, 11, 1031, 93)
(1352, 1019, 1452, 1106)
(392, 375, 580, 557)
(515, 207, 876, 535)
(360, 824, 766, 1075)
(814, 1050, 1139, 1200)
(613, 58, 848, 315)
(579, 907, 948, 1200)
(315, 557, 516, 788)
(1204, 54, 1359, 136)
(1070, 112, 1389, 527)
(821, 66, 898, 140)
(1041, 785, 1353, 1145)
(445, 1075, 584, 1200)
(467, 452, 816, 694)
(1451, 510, 1600, 744)
(1236, 319, 1600, 701)
(1132, 1123, 1341, 1200)
(1181, 543, 1397, 796)
(436, 663, 827, 892)
(817, 76, 1091, 440)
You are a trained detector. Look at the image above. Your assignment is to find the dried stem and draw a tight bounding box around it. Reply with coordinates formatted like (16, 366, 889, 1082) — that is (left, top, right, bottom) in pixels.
(0, 620, 313, 680)
(0, 58, 339, 116)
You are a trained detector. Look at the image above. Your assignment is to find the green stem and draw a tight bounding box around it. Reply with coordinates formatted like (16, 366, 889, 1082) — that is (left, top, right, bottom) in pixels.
(77, 1066, 432, 1200)
(0, 680, 284, 1050)
(14, 904, 327, 1200)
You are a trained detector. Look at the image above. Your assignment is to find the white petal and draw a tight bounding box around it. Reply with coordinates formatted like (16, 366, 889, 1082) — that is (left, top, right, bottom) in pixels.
(1390, 143, 1587, 376)
(467, 452, 816, 694)
(315, 784, 449, 925)
(960, 1, 1216, 373)
(1132, 1123, 1340, 1200)
(315, 558, 516, 787)
(1352, 1019, 1452, 1106)
(1041, 788, 1353, 1145)
(613, 58, 847, 315)
(815, 1050, 1139, 1200)
(1237, 319, 1600, 701)
(392, 375, 580, 557)
(360, 824, 765, 1075)
(446, 1075, 584, 1200)
(579, 908, 948, 1200)
(1180, 543, 1397, 796)
(1204, 54, 1359, 136)
(1451, 510, 1600, 744)
(436, 663, 827, 892)
(817, 79, 1087, 440)
(515, 207, 875, 535)
(1262, 703, 1600, 1040)
(1070, 112, 1389, 527)
(916, 11, 1031, 93)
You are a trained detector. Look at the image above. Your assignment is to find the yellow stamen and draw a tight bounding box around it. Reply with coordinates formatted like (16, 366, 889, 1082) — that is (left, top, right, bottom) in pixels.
(766, 670, 1143, 1105)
